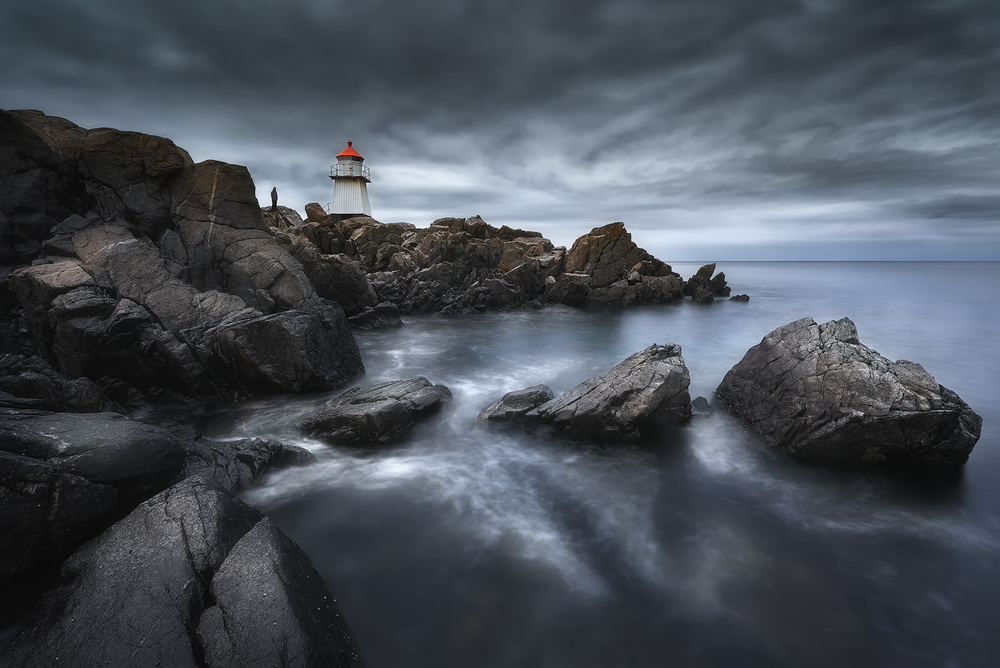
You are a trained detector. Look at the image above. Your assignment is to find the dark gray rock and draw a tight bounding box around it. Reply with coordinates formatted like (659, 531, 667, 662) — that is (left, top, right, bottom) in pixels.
(348, 302, 403, 329)
(715, 317, 982, 469)
(196, 518, 364, 668)
(0, 353, 120, 412)
(182, 436, 315, 493)
(478, 384, 555, 422)
(281, 216, 701, 315)
(560, 222, 676, 292)
(1, 478, 362, 667)
(2, 109, 364, 404)
(684, 263, 730, 299)
(261, 205, 304, 230)
(729, 294, 750, 302)
(0, 409, 184, 500)
(273, 229, 377, 316)
(691, 396, 714, 418)
(0, 408, 183, 584)
(0, 448, 117, 583)
(526, 344, 691, 441)
(301, 377, 452, 444)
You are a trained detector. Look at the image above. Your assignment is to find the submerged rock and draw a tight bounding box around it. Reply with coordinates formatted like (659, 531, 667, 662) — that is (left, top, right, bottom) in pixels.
(690, 396, 714, 418)
(524, 343, 691, 441)
(1, 478, 364, 667)
(715, 317, 982, 470)
(478, 384, 555, 422)
(301, 377, 452, 445)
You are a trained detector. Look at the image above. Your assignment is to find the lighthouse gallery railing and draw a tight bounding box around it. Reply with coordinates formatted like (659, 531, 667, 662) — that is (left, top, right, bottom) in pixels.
(330, 164, 371, 181)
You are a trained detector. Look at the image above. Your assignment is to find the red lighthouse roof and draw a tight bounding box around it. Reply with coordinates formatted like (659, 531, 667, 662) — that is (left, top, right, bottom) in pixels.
(337, 140, 363, 159)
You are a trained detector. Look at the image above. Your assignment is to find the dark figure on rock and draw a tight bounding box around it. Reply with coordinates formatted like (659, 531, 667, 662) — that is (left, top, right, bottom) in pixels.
(271, 186, 278, 212)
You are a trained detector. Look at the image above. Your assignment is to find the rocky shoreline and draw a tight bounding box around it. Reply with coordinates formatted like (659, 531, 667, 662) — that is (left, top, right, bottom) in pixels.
(1, 109, 982, 664)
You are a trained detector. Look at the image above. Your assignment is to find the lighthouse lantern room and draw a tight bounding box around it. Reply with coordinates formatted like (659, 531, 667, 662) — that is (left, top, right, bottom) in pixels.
(330, 140, 372, 217)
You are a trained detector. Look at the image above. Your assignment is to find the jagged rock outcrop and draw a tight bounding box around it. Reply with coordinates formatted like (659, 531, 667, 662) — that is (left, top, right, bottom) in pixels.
(0, 353, 120, 412)
(715, 317, 982, 469)
(478, 345, 691, 440)
(0, 408, 185, 583)
(261, 204, 304, 231)
(278, 214, 705, 316)
(478, 384, 555, 422)
(552, 222, 685, 306)
(301, 377, 452, 444)
(348, 302, 403, 329)
(1, 478, 364, 667)
(0, 109, 363, 403)
(684, 263, 730, 303)
(181, 435, 315, 493)
(524, 343, 691, 440)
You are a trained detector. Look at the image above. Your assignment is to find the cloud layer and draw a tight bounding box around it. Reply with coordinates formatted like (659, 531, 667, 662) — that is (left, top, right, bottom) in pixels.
(3, 0, 998, 258)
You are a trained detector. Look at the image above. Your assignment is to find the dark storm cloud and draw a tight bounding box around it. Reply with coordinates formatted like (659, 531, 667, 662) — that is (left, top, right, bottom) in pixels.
(2, 0, 998, 258)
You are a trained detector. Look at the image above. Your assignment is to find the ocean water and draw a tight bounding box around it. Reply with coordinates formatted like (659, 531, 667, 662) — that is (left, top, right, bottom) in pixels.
(10, 262, 1000, 666)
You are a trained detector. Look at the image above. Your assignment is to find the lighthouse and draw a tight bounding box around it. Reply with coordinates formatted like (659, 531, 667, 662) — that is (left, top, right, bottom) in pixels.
(330, 140, 372, 217)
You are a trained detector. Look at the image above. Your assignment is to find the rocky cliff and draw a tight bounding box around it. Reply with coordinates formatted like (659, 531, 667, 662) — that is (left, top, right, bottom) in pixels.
(1, 109, 363, 407)
(268, 211, 734, 317)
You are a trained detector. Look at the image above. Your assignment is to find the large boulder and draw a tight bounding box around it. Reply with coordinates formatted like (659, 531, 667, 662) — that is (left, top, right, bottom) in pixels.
(274, 230, 378, 316)
(0, 409, 184, 500)
(715, 317, 982, 469)
(301, 377, 452, 445)
(1, 478, 364, 667)
(523, 344, 692, 440)
(0, 448, 116, 584)
(0, 408, 185, 584)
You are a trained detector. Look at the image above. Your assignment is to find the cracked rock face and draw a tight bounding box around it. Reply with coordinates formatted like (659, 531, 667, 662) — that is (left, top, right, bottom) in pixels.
(525, 343, 691, 441)
(300, 377, 452, 445)
(715, 317, 982, 469)
(478, 384, 555, 422)
(1, 109, 363, 405)
(1, 478, 364, 667)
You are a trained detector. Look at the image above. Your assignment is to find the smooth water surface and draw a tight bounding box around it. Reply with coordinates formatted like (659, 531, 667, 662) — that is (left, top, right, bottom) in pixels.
(24, 263, 1000, 666)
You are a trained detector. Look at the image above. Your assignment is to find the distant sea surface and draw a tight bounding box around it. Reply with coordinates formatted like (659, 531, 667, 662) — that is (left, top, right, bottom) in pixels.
(29, 263, 1000, 666)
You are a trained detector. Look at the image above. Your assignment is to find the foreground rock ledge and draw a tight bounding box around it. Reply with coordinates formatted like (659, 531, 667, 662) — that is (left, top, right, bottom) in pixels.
(481, 344, 691, 441)
(715, 317, 982, 470)
(1, 477, 364, 667)
(301, 377, 452, 445)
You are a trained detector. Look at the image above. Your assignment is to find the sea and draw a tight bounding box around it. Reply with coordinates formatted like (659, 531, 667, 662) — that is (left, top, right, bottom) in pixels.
(8, 262, 1000, 667)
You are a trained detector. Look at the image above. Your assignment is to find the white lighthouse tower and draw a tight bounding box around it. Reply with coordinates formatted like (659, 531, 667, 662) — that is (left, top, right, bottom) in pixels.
(329, 140, 372, 217)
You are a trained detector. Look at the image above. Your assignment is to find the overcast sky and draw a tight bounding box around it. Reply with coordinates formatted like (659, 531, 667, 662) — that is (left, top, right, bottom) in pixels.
(2, 0, 998, 259)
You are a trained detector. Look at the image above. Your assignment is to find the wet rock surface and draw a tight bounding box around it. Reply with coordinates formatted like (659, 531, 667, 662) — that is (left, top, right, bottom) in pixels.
(478, 384, 555, 422)
(1, 478, 364, 667)
(715, 317, 982, 469)
(475, 345, 692, 441)
(0, 409, 184, 500)
(182, 435, 315, 494)
(0, 409, 186, 583)
(301, 377, 452, 444)
(277, 213, 737, 317)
